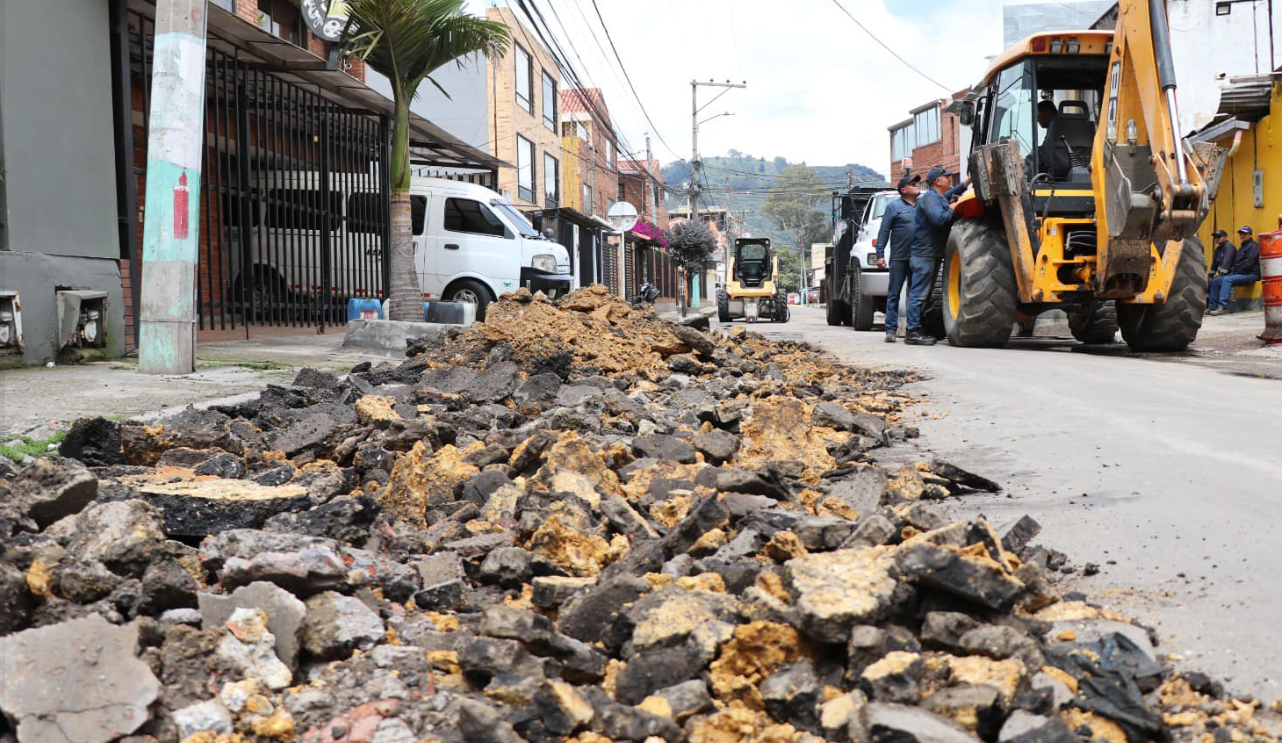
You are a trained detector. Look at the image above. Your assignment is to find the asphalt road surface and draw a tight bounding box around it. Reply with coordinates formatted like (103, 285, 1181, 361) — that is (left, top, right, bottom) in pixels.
(745, 306, 1282, 700)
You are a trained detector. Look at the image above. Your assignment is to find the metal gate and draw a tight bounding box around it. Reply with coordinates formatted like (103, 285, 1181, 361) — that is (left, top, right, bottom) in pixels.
(129, 12, 390, 332)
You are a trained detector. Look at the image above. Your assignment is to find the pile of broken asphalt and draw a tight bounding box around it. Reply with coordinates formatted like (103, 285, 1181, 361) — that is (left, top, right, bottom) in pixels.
(0, 284, 1278, 743)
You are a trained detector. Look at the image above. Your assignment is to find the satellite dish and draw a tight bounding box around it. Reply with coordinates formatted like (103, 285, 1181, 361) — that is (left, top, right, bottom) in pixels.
(607, 201, 638, 233)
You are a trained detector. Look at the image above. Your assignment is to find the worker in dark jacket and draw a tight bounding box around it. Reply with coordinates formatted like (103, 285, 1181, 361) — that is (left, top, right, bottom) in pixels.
(875, 173, 920, 342)
(905, 165, 969, 345)
(1208, 225, 1261, 315)
(1208, 229, 1234, 279)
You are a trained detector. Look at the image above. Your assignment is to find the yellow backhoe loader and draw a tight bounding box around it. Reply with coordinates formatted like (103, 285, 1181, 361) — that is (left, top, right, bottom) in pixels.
(942, 0, 1226, 350)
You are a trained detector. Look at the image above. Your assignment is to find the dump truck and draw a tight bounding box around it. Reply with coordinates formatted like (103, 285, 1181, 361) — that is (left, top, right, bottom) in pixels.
(825, 187, 943, 335)
(717, 237, 789, 323)
(941, 0, 1225, 350)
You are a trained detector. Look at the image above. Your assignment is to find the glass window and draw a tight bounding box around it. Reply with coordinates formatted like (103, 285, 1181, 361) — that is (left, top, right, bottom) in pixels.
(444, 198, 506, 237)
(583, 184, 592, 213)
(221, 190, 261, 228)
(618, 181, 626, 202)
(257, 0, 301, 46)
(411, 196, 426, 235)
(542, 72, 557, 131)
(266, 189, 341, 231)
(346, 193, 389, 235)
(914, 107, 940, 146)
(544, 153, 559, 206)
(990, 61, 1036, 159)
(491, 200, 540, 237)
(517, 135, 535, 202)
(871, 193, 894, 220)
(514, 44, 533, 113)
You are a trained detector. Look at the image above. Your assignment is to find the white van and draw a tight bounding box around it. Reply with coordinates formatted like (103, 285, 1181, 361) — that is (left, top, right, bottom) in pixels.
(407, 178, 574, 319)
(225, 174, 574, 321)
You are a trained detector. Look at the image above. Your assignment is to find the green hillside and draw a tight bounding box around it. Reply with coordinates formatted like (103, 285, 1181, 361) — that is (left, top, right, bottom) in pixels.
(660, 151, 887, 247)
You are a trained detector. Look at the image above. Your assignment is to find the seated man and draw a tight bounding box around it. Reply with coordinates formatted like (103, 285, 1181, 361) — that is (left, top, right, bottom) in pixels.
(1208, 225, 1260, 315)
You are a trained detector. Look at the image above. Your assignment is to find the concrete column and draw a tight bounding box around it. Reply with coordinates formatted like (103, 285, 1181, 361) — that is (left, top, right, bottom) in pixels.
(137, 0, 209, 374)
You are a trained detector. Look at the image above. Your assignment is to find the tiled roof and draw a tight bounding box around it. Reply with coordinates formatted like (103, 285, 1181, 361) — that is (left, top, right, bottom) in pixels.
(560, 88, 611, 124)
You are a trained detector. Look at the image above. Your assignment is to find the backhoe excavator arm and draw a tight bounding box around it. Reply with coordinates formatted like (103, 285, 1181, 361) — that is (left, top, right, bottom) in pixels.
(1092, 0, 1226, 295)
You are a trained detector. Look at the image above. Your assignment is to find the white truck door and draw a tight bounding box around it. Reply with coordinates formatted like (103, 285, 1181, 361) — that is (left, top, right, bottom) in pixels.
(434, 196, 517, 298)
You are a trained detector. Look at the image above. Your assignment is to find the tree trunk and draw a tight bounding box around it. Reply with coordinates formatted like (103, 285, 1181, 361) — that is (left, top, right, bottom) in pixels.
(384, 95, 419, 322)
(385, 191, 419, 321)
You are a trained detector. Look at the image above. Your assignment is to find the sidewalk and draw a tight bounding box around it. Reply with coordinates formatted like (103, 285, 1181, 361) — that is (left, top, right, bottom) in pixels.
(0, 332, 394, 440)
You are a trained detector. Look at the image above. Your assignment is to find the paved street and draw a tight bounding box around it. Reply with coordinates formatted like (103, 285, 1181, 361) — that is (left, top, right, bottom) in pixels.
(748, 306, 1282, 700)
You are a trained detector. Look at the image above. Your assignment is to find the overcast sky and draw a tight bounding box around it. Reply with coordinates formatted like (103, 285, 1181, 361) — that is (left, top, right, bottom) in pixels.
(463, 0, 1068, 176)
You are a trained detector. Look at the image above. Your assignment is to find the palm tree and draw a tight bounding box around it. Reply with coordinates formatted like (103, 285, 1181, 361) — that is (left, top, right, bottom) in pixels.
(343, 0, 509, 321)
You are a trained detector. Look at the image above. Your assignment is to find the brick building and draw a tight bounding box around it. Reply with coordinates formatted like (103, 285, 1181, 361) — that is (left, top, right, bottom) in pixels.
(484, 7, 563, 213)
(887, 88, 971, 185)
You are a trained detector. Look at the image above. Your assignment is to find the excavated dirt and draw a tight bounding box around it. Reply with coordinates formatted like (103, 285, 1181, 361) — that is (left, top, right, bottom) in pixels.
(0, 285, 1277, 743)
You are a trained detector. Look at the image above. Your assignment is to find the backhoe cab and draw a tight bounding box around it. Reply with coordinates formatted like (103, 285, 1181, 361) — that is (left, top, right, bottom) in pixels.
(718, 238, 789, 324)
(943, 0, 1225, 351)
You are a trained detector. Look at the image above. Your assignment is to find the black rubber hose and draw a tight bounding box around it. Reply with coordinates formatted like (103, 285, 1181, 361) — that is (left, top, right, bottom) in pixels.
(1149, 0, 1178, 91)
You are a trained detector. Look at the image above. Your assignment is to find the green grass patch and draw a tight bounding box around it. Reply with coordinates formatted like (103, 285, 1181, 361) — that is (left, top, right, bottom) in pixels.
(0, 430, 66, 462)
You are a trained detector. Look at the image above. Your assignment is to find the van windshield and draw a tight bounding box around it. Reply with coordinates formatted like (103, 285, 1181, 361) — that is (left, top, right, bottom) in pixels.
(491, 200, 541, 238)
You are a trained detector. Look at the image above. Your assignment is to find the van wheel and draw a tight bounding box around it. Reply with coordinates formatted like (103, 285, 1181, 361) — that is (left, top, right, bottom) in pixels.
(235, 269, 289, 323)
(444, 279, 494, 321)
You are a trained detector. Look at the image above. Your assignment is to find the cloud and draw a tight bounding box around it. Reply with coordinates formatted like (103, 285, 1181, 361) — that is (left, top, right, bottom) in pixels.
(467, 0, 1079, 174)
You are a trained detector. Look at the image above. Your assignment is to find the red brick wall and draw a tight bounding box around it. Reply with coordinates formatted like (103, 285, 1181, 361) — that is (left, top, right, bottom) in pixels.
(235, 0, 257, 24)
(889, 109, 964, 184)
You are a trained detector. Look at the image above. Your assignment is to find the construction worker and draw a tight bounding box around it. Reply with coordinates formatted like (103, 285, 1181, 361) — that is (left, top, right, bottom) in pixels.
(875, 173, 920, 343)
(905, 166, 969, 346)
(1036, 100, 1058, 174)
(1208, 229, 1234, 280)
(1208, 226, 1261, 315)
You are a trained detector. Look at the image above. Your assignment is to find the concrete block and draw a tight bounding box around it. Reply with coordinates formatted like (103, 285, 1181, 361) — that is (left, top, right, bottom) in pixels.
(341, 319, 447, 354)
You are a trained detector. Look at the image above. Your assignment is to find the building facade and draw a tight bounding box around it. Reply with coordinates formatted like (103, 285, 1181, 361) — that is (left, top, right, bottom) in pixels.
(886, 90, 970, 185)
(0, 0, 499, 366)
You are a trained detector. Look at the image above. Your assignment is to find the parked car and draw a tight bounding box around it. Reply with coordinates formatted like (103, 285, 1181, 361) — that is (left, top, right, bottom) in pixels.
(228, 175, 574, 321)
(806, 286, 822, 304)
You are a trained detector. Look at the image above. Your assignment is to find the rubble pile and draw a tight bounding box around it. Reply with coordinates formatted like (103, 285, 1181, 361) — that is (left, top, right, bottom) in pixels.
(0, 285, 1278, 743)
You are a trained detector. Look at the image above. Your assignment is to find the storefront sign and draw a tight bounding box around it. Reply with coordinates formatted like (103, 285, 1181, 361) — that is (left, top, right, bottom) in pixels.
(301, 0, 348, 43)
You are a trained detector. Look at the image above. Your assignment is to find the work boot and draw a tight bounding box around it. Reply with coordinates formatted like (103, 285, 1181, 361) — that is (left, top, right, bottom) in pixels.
(905, 331, 937, 346)
(884, 333, 896, 343)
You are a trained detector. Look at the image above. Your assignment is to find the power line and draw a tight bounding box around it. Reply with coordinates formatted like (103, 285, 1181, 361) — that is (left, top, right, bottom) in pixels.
(828, 0, 953, 93)
(585, 0, 683, 160)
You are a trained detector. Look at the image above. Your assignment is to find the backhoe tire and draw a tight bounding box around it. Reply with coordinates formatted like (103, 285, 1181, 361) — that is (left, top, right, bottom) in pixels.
(1068, 299, 1118, 344)
(849, 267, 875, 331)
(942, 219, 1018, 347)
(826, 297, 846, 326)
(717, 289, 731, 323)
(922, 262, 946, 339)
(1118, 237, 1207, 352)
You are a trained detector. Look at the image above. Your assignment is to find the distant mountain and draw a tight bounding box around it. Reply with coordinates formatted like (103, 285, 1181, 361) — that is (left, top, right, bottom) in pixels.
(660, 152, 887, 247)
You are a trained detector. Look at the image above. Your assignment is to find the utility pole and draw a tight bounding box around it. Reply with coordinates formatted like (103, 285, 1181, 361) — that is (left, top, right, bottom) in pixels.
(138, 0, 209, 375)
(644, 134, 656, 220)
(690, 79, 746, 308)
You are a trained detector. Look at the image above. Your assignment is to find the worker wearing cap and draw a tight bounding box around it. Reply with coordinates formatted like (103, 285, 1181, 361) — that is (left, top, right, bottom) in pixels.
(1208, 229, 1235, 280)
(1208, 226, 1261, 315)
(874, 173, 920, 342)
(905, 165, 969, 345)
